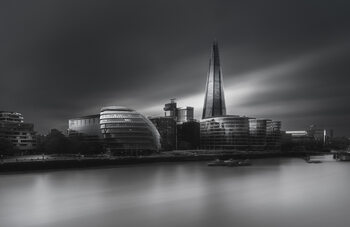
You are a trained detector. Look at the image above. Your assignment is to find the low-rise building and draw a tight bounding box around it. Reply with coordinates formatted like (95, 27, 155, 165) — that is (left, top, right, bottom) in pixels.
(0, 111, 37, 153)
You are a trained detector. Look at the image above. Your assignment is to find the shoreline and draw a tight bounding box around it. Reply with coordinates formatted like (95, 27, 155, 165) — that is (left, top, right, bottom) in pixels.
(0, 151, 330, 173)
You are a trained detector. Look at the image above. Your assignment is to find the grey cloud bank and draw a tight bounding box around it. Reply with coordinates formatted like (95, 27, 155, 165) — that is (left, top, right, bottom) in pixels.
(0, 0, 349, 136)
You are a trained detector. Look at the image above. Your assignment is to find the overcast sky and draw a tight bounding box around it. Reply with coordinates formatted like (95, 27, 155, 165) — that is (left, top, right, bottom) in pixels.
(1, 0, 350, 136)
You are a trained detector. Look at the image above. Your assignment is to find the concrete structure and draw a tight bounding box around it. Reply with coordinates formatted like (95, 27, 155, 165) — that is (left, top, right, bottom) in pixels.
(286, 125, 333, 145)
(308, 125, 333, 145)
(0, 111, 37, 152)
(163, 99, 194, 123)
(285, 130, 313, 143)
(177, 107, 194, 123)
(100, 106, 160, 155)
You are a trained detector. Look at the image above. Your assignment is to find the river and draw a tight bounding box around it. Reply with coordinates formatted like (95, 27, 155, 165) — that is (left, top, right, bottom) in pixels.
(0, 156, 349, 227)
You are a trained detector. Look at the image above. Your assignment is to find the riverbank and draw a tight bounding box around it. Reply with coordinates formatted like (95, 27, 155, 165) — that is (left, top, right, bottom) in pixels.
(0, 151, 330, 173)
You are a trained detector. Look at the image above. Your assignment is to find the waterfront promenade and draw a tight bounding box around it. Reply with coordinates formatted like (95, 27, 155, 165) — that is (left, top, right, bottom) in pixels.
(0, 150, 329, 172)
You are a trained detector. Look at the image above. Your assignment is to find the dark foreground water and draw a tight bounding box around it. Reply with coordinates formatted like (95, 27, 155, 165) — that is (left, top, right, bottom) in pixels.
(0, 156, 349, 227)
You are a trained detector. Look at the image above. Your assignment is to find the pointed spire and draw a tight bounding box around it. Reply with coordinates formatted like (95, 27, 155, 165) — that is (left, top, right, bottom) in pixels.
(202, 41, 226, 119)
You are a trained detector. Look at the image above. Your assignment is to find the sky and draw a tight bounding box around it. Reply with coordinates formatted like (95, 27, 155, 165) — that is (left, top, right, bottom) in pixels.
(1, 0, 350, 136)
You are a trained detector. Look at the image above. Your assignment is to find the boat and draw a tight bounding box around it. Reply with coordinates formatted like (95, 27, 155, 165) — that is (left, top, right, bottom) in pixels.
(237, 159, 252, 166)
(227, 159, 252, 167)
(333, 147, 350, 161)
(208, 158, 252, 167)
(306, 160, 322, 164)
(207, 159, 227, 166)
(304, 156, 322, 163)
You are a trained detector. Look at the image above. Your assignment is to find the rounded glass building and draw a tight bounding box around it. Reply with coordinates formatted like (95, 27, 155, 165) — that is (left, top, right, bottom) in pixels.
(200, 115, 249, 151)
(100, 106, 160, 155)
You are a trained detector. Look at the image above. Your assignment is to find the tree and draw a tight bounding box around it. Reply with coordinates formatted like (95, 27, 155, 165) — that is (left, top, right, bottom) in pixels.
(40, 129, 71, 154)
(0, 138, 14, 156)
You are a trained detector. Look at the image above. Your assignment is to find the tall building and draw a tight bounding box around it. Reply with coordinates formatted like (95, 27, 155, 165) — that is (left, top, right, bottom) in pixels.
(100, 106, 160, 155)
(158, 99, 198, 150)
(0, 111, 37, 153)
(177, 107, 194, 123)
(149, 116, 176, 151)
(163, 99, 177, 119)
(163, 99, 194, 123)
(202, 41, 226, 119)
(199, 41, 282, 152)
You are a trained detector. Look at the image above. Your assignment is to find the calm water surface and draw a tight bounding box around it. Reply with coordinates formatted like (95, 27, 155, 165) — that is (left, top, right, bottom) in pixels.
(0, 156, 349, 227)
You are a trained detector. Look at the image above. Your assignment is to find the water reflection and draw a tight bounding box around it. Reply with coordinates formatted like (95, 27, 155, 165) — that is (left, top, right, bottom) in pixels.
(0, 157, 349, 227)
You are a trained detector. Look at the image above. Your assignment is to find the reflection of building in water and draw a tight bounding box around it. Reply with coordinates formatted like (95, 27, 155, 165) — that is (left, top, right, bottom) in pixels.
(0, 111, 37, 153)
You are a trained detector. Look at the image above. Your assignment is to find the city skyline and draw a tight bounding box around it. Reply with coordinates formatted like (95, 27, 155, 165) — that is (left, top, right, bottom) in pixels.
(1, 1, 350, 136)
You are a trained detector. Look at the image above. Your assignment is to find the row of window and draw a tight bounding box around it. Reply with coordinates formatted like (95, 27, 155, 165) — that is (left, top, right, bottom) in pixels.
(100, 114, 141, 119)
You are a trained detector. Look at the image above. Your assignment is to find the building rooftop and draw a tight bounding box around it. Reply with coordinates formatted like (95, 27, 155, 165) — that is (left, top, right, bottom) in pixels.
(100, 106, 135, 112)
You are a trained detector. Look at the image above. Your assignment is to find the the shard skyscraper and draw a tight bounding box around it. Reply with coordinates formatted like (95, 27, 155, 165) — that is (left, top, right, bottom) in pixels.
(202, 41, 226, 119)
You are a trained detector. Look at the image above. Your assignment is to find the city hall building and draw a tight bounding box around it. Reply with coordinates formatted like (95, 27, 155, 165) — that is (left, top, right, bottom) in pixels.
(100, 106, 160, 155)
(68, 107, 161, 155)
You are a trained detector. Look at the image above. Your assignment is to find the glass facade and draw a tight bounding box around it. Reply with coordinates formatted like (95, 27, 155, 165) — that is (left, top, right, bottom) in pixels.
(100, 106, 160, 155)
(177, 107, 194, 123)
(266, 120, 282, 151)
(68, 114, 101, 142)
(202, 41, 226, 119)
(149, 116, 176, 151)
(249, 119, 267, 151)
(177, 121, 200, 150)
(200, 116, 249, 151)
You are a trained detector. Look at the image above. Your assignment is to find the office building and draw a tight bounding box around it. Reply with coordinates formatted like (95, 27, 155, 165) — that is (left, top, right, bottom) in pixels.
(177, 120, 200, 150)
(68, 114, 101, 142)
(177, 107, 194, 123)
(199, 42, 282, 152)
(200, 116, 249, 151)
(0, 111, 37, 153)
(163, 99, 194, 123)
(249, 119, 267, 151)
(100, 106, 160, 155)
(200, 42, 250, 151)
(149, 116, 176, 151)
(266, 120, 282, 151)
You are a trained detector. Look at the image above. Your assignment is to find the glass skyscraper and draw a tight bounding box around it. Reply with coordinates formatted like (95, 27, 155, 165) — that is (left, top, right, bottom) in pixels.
(202, 40, 226, 119)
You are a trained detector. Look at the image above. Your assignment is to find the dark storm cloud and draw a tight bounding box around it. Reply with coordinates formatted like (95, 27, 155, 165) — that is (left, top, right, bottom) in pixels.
(1, 0, 350, 135)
